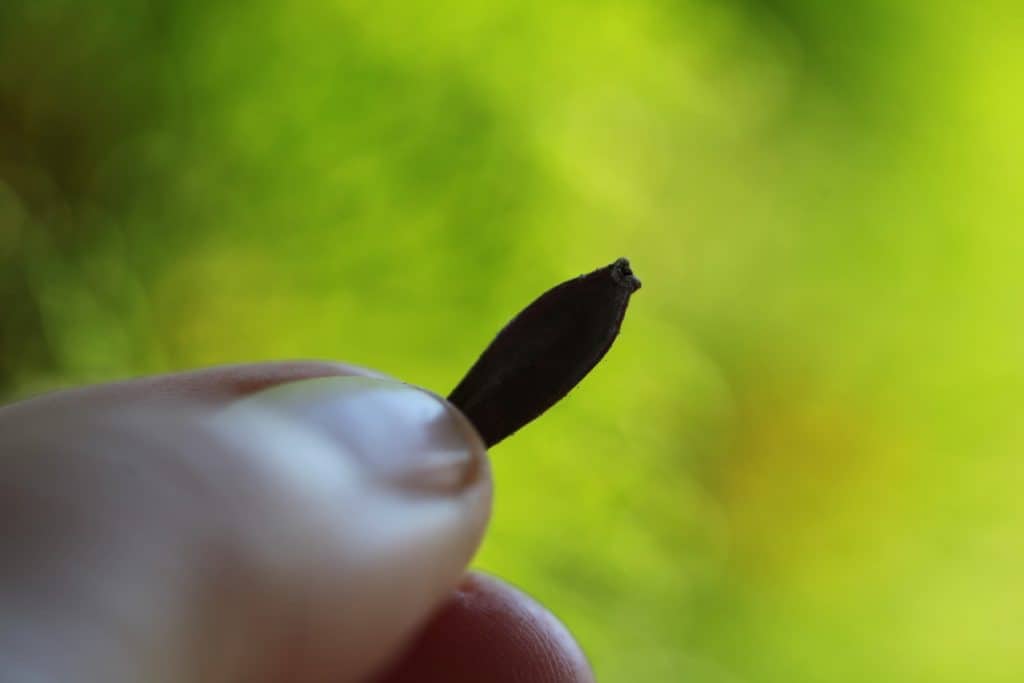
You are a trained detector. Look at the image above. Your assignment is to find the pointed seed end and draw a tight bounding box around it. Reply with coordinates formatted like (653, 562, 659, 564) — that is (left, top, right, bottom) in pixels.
(610, 257, 642, 292)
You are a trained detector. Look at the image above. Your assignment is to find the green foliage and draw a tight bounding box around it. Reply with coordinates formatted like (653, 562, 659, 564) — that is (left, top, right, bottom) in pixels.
(2, 1, 1022, 680)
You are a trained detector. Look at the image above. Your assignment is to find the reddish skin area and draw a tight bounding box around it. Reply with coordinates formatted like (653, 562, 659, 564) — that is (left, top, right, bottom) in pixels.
(376, 573, 595, 683)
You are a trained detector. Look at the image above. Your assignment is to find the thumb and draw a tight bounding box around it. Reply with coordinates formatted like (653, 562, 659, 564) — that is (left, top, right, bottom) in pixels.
(1, 376, 491, 683)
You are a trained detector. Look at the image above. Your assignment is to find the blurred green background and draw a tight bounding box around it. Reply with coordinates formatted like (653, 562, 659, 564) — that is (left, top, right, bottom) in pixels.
(2, 1, 1022, 680)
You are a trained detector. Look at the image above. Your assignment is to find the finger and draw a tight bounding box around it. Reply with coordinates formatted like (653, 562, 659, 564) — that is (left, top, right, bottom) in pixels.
(375, 572, 594, 683)
(0, 376, 491, 683)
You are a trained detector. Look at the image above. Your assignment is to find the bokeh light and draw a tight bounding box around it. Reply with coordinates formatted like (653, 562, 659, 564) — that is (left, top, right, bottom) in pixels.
(2, 1, 1022, 680)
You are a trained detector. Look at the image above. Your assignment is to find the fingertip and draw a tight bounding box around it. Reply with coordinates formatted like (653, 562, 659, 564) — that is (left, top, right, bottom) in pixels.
(207, 377, 495, 681)
(375, 572, 594, 683)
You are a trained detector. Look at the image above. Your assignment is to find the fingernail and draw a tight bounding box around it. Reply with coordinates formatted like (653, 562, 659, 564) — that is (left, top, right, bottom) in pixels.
(228, 376, 486, 495)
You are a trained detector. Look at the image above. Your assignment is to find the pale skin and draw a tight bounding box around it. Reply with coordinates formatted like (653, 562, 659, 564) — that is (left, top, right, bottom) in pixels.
(0, 361, 594, 683)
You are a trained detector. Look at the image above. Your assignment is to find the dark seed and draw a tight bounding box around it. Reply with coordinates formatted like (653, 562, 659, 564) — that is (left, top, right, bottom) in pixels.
(448, 257, 641, 447)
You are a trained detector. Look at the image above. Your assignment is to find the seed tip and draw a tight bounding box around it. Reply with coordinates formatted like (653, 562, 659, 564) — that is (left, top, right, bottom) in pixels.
(610, 257, 642, 292)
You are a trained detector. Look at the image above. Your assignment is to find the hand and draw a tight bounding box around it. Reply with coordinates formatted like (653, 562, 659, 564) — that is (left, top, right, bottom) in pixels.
(0, 362, 593, 682)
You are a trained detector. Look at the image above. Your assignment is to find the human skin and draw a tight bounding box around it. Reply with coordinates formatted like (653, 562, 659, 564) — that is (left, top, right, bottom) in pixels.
(0, 361, 594, 683)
